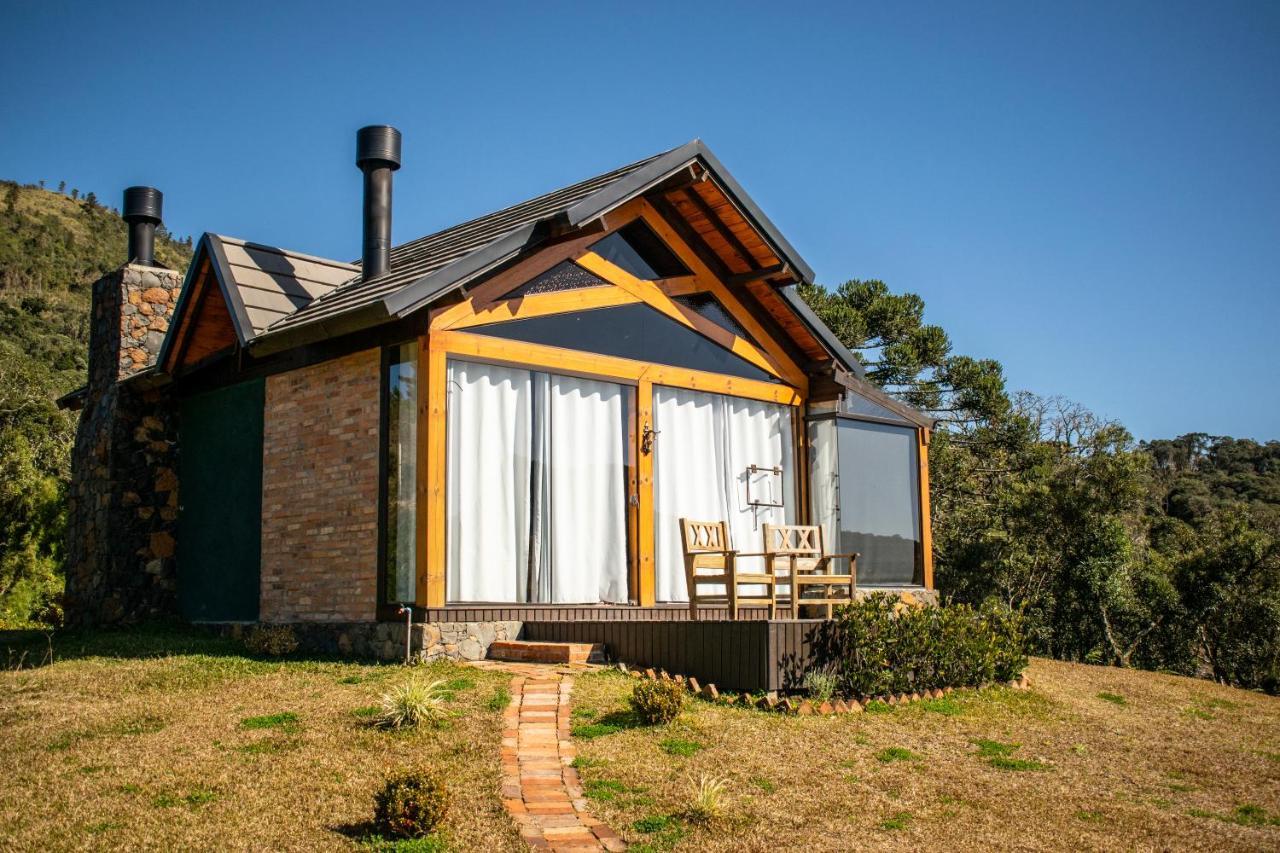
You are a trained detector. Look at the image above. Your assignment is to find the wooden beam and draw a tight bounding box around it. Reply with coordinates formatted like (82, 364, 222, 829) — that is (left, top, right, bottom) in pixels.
(726, 263, 790, 288)
(634, 201, 809, 389)
(636, 379, 655, 606)
(433, 329, 802, 406)
(574, 250, 792, 384)
(682, 185, 759, 271)
(417, 336, 448, 607)
(428, 230, 605, 331)
(918, 427, 934, 590)
(446, 285, 641, 330)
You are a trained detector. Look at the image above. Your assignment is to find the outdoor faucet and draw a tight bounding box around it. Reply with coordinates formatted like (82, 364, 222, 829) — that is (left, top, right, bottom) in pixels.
(396, 604, 412, 666)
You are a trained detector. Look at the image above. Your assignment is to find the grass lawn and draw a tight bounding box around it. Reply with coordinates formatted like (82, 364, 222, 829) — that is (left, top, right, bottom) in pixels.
(0, 626, 521, 851)
(570, 659, 1280, 851)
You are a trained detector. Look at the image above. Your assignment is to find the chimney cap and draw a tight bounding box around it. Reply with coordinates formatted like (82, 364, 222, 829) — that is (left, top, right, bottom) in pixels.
(356, 125, 402, 170)
(123, 186, 163, 223)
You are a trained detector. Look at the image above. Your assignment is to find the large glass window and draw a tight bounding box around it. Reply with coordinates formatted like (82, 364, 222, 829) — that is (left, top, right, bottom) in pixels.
(381, 342, 418, 604)
(809, 417, 922, 586)
(590, 219, 689, 280)
(470, 303, 778, 383)
(445, 359, 631, 603)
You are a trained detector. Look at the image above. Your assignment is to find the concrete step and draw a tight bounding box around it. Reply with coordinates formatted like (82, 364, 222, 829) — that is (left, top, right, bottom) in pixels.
(487, 639, 605, 665)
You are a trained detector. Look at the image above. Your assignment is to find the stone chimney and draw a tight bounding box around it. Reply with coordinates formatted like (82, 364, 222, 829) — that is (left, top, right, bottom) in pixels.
(63, 189, 184, 627)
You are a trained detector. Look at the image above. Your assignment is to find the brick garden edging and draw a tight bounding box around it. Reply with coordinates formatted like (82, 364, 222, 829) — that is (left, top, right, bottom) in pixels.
(617, 662, 1030, 716)
(489, 665, 626, 851)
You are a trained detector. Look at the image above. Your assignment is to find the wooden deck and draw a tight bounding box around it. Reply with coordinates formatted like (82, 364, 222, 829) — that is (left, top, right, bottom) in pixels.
(522, 617, 831, 693)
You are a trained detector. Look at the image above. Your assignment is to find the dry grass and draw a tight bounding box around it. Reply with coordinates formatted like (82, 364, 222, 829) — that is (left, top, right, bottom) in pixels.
(0, 627, 521, 852)
(571, 659, 1280, 851)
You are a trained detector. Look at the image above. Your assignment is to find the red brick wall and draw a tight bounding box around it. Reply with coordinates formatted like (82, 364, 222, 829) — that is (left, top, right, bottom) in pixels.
(260, 347, 381, 622)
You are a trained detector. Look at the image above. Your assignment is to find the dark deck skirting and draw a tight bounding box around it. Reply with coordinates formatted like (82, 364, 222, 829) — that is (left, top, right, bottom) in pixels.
(522, 618, 829, 693)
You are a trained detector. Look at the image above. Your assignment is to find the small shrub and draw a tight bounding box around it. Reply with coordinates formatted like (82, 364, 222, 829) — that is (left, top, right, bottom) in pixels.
(630, 679, 685, 725)
(802, 666, 839, 703)
(819, 594, 1028, 698)
(373, 770, 449, 839)
(244, 624, 298, 657)
(376, 679, 449, 729)
(685, 775, 727, 824)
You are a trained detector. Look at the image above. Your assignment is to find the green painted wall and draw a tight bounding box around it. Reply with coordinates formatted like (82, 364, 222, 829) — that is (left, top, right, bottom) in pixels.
(178, 378, 265, 621)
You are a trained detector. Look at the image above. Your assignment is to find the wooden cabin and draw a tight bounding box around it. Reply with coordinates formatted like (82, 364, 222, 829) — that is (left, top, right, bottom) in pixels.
(64, 128, 935, 689)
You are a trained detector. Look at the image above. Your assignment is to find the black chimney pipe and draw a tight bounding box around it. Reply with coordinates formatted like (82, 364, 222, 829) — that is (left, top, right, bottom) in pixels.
(356, 125, 402, 280)
(123, 186, 163, 267)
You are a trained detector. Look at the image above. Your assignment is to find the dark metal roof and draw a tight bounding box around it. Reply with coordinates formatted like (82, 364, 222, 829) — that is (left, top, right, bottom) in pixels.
(256, 147, 674, 348)
(249, 140, 826, 357)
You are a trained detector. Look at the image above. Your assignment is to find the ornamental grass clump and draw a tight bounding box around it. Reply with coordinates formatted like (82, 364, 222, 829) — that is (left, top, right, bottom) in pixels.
(802, 666, 839, 703)
(684, 774, 728, 824)
(819, 593, 1028, 699)
(373, 769, 449, 838)
(630, 678, 685, 725)
(376, 678, 449, 729)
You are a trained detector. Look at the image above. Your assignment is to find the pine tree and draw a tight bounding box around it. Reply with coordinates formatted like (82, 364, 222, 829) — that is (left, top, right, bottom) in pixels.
(57, 181, 66, 194)
(70, 188, 78, 200)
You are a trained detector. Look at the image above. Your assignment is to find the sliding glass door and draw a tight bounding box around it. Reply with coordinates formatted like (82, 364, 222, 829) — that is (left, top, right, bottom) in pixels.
(445, 359, 630, 603)
(651, 387, 796, 602)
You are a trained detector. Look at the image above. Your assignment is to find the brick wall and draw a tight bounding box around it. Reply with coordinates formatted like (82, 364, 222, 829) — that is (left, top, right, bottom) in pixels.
(260, 347, 381, 622)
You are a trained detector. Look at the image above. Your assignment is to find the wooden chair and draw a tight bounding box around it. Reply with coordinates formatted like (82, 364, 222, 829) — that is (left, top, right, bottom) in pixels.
(762, 524, 858, 619)
(679, 519, 777, 620)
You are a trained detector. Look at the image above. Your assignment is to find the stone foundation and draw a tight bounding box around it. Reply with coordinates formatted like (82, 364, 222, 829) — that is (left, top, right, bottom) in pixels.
(233, 620, 526, 663)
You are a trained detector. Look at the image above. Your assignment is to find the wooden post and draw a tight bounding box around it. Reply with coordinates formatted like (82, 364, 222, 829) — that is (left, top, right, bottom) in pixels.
(416, 336, 448, 608)
(918, 427, 933, 590)
(636, 378, 656, 606)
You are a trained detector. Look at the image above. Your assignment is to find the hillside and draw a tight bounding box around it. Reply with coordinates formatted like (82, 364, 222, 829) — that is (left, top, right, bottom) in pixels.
(0, 181, 192, 626)
(0, 181, 192, 392)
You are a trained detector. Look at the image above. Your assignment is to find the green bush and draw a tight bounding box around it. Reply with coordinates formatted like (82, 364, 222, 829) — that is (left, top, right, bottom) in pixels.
(373, 769, 449, 839)
(630, 678, 685, 724)
(819, 593, 1028, 698)
(243, 624, 298, 657)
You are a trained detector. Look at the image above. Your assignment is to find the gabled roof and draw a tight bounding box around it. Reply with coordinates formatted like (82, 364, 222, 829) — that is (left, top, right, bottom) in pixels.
(163, 140, 872, 388)
(157, 233, 357, 370)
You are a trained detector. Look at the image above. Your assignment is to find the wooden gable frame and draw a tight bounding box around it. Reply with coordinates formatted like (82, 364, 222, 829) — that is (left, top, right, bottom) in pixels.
(414, 199, 820, 608)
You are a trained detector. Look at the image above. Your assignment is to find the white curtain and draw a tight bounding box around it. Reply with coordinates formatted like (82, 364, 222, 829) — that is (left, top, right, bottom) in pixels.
(446, 360, 627, 604)
(446, 361, 532, 602)
(652, 387, 795, 602)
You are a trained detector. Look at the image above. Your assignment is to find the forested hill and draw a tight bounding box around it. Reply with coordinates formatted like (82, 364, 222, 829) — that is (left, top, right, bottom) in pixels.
(0, 181, 191, 625)
(0, 181, 192, 392)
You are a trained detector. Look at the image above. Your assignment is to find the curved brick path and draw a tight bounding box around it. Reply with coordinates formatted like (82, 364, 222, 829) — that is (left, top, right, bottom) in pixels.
(470, 661, 625, 851)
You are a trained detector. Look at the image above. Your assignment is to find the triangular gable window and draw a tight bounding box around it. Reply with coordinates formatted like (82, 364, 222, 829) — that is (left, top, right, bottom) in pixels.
(590, 220, 690, 280)
(507, 260, 608, 297)
(672, 293, 755, 344)
(469, 303, 777, 384)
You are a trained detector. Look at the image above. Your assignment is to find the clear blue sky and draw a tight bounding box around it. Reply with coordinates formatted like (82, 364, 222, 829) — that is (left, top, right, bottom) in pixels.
(3, 1, 1277, 440)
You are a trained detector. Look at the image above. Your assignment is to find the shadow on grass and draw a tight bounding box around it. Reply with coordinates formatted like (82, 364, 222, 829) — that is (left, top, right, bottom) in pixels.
(0, 621, 399, 672)
(571, 709, 651, 739)
(332, 820, 448, 852)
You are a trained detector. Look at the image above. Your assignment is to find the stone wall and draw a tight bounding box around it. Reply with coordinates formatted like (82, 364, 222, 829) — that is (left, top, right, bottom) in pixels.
(64, 265, 184, 626)
(259, 348, 381, 623)
(227, 620, 524, 663)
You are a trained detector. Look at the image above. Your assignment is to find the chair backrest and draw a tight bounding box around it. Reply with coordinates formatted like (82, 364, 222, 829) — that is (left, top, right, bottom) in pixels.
(762, 524, 823, 577)
(762, 524, 822, 556)
(681, 519, 730, 554)
(679, 519, 732, 583)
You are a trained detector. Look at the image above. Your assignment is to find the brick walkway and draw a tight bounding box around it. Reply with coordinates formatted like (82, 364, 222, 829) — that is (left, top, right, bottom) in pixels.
(470, 661, 625, 851)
